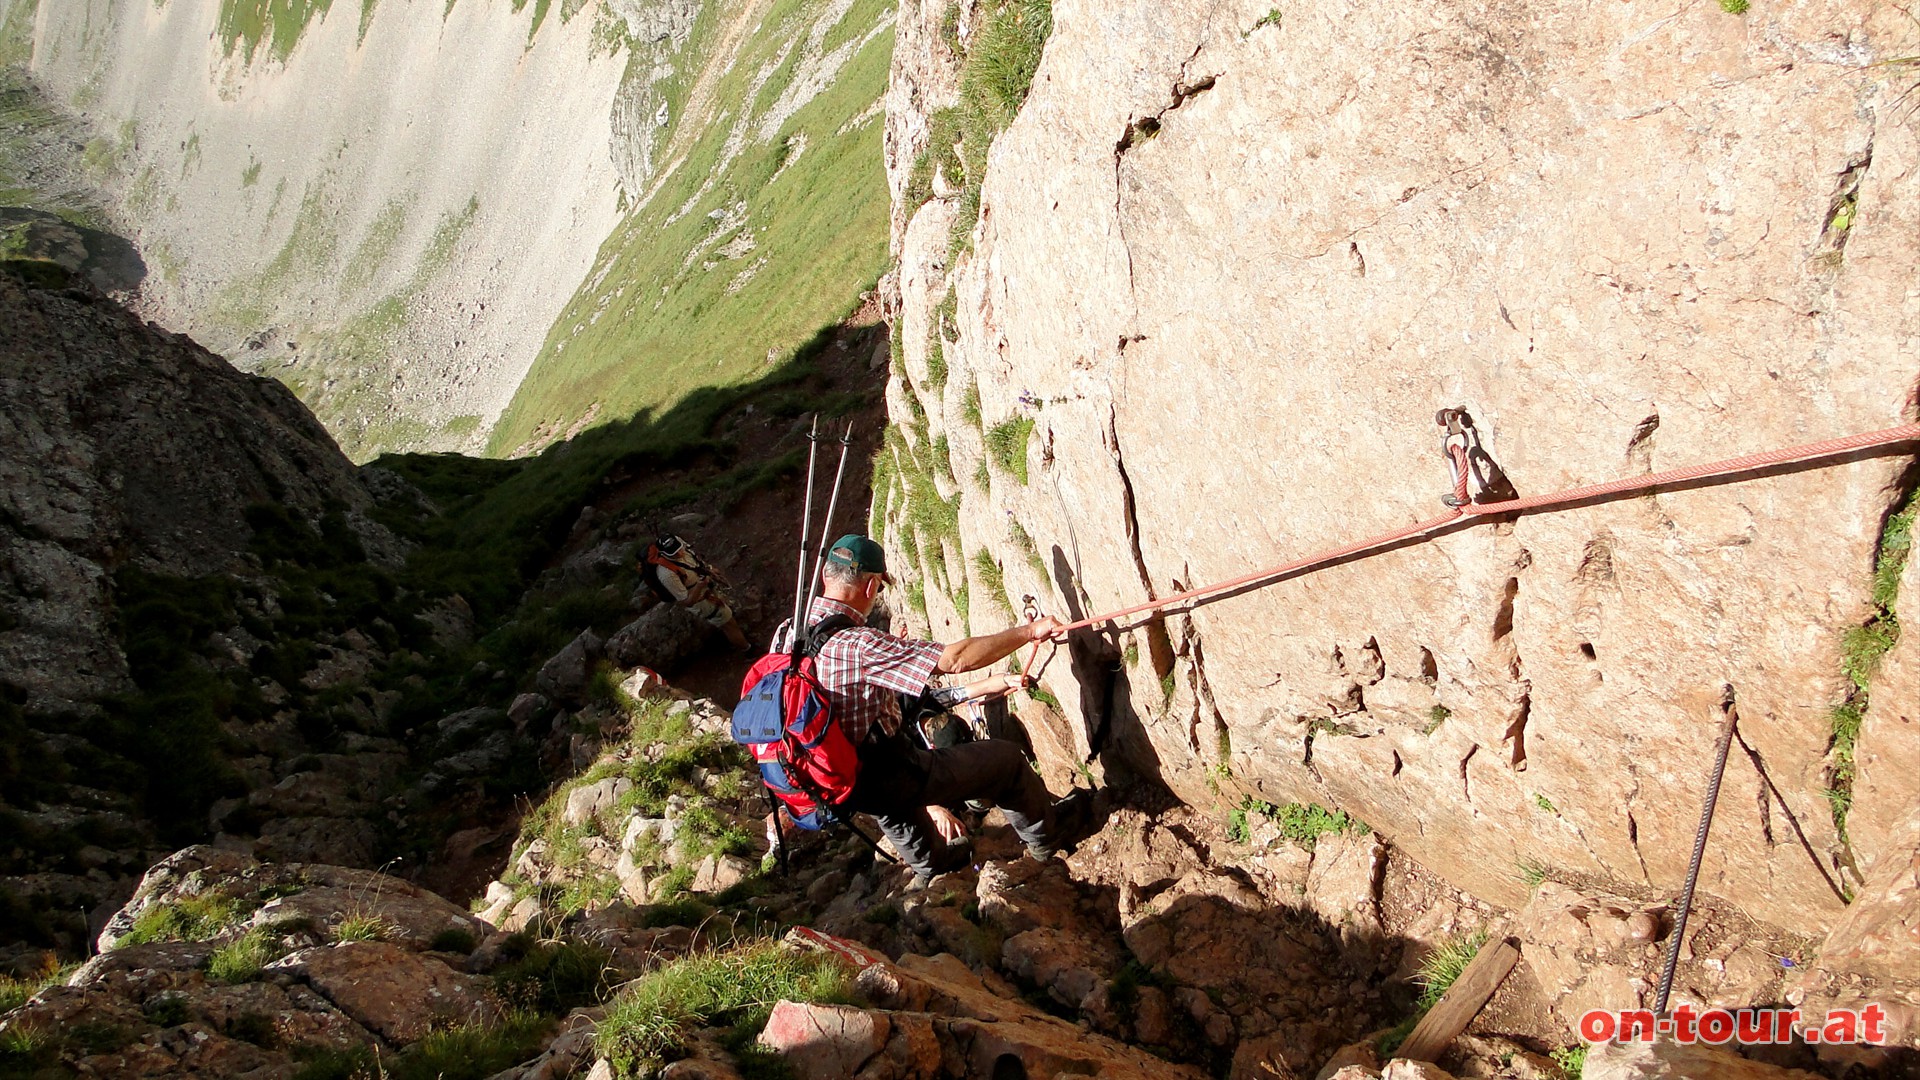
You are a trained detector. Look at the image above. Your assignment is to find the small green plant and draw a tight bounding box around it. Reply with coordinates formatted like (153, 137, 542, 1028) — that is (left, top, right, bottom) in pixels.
(595, 941, 855, 1076)
(431, 927, 479, 954)
(387, 1012, 552, 1080)
(1273, 802, 1365, 849)
(1226, 805, 1252, 844)
(143, 993, 192, 1027)
(1533, 793, 1557, 814)
(1718, 0, 1749, 12)
(1517, 859, 1551, 891)
(1028, 685, 1061, 709)
(961, 381, 983, 430)
(208, 928, 289, 984)
(863, 903, 901, 926)
(1159, 670, 1177, 703)
(290, 1044, 377, 1080)
(1415, 929, 1488, 1008)
(491, 939, 613, 1016)
(1424, 704, 1451, 734)
(118, 894, 248, 946)
(1250, 8, 1281, 31)
(334, 912, 393, 943)
(973, 550, 1012, 616)
(230, 1011, 278, 1048)
(1122, 642, 1139, 668)
(1376, 1012, 1420, 1057)
(984, 416, 1036, 484)
(1550, 1044, 1588, 1079)
(0, 960, 69, 1012)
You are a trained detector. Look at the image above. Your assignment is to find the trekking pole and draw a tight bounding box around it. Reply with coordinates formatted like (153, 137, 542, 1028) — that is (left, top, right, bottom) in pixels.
(765, 785, 791, 875)
(788, 416, 823, 656)
(804, 423, 857, 614)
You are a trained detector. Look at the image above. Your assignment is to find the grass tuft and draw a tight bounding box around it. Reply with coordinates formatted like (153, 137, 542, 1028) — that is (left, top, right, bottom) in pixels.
(984, 416, 1035, 484)
(491, 938, 614, 1016)
(1517, 859, 1551, 891)
(595, 940, 855, 1076)
(207, 928, 291, 984)
(1415, 929, 1488, 1009)
(0, 960, 71, 1013)
(119, 894, 249, 947)
(334, 912, 393, 943)
(1551, 1044, 1588, 1079)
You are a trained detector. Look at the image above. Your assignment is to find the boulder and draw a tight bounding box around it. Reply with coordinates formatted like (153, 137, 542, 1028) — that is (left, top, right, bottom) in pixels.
(537, 630, 604, 704)
(564, 777, 634, 828)
(690, 854, 754, 895)
(419, 594, 476, 650)
(975, 858, 1083, 936)
(270, 941, 500, 1044)
(1380, 1062, 1457, 1080)
(606, 604, 713, 673)
(1793, 803, 1920, 1049)
(253, 885, 488, 950)
(758, 1002, 890, 1079)
(510, 693, 552, 733)
(97, 846, 258, 951)
(1305, 833, 1384, 939)
(253, 815, 381, 866)
(437, 706, 506, 746)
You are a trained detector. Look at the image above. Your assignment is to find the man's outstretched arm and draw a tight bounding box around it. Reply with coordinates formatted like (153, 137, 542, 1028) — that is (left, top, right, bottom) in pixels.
(935, 617, 1062, 674)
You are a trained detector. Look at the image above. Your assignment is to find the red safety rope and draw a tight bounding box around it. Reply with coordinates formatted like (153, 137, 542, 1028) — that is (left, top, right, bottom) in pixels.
(1050, 421, 1920, 637)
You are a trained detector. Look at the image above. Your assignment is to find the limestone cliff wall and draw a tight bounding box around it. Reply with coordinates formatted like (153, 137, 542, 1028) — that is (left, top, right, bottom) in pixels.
(17, 0, 646, 456)
(883, 0, 1920, 934)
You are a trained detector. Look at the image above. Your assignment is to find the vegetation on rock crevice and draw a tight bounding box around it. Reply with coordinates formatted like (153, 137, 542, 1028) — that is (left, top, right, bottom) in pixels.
(905, 0, 1055, 254)
(1825, 488, 1915, 870)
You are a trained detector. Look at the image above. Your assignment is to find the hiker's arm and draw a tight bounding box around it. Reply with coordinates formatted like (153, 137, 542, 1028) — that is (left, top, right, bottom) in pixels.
(935, 617, 1062, 674)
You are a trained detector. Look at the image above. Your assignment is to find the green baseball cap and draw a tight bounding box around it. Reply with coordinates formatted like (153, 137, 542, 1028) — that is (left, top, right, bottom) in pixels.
(825, 534, 889, 578)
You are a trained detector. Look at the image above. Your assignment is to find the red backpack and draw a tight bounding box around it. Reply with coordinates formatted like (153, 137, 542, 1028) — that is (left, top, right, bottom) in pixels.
(731, 617, 861, 829)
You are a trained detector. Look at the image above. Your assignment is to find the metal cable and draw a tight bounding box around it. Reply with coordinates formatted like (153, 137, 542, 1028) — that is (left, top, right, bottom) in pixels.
(1054, 422, 1920, 635)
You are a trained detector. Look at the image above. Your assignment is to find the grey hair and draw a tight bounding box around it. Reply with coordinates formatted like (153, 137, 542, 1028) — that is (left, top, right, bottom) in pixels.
(822, 560, 865, 587)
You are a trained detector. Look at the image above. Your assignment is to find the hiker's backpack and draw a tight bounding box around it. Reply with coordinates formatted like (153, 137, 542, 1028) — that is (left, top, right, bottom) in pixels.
(730, 616, 860, 830)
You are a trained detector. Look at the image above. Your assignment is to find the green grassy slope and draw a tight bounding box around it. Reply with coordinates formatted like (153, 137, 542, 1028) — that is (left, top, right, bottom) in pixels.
(487, 0, 893, 456)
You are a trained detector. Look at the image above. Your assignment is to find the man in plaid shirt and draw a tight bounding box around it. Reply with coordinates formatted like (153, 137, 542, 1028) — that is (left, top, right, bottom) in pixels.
(778, 534, 1067, 885)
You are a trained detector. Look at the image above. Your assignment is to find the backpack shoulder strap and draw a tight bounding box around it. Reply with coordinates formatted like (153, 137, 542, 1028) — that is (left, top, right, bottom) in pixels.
(801, 614, 857, 659)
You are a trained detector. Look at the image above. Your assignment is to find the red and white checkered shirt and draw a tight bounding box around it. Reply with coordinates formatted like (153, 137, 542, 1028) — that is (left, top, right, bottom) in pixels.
(773, 597, 944, 745)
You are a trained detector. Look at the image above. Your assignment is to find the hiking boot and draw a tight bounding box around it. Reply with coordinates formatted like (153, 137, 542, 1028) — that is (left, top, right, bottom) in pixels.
(1028, 788, 1102, 860)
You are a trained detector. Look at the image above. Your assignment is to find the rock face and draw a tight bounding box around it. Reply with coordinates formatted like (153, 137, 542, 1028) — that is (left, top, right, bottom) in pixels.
(1794, 804, 1920, 1049)
(881, 0, 1920, 942)
(0, 273, 397, 713)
